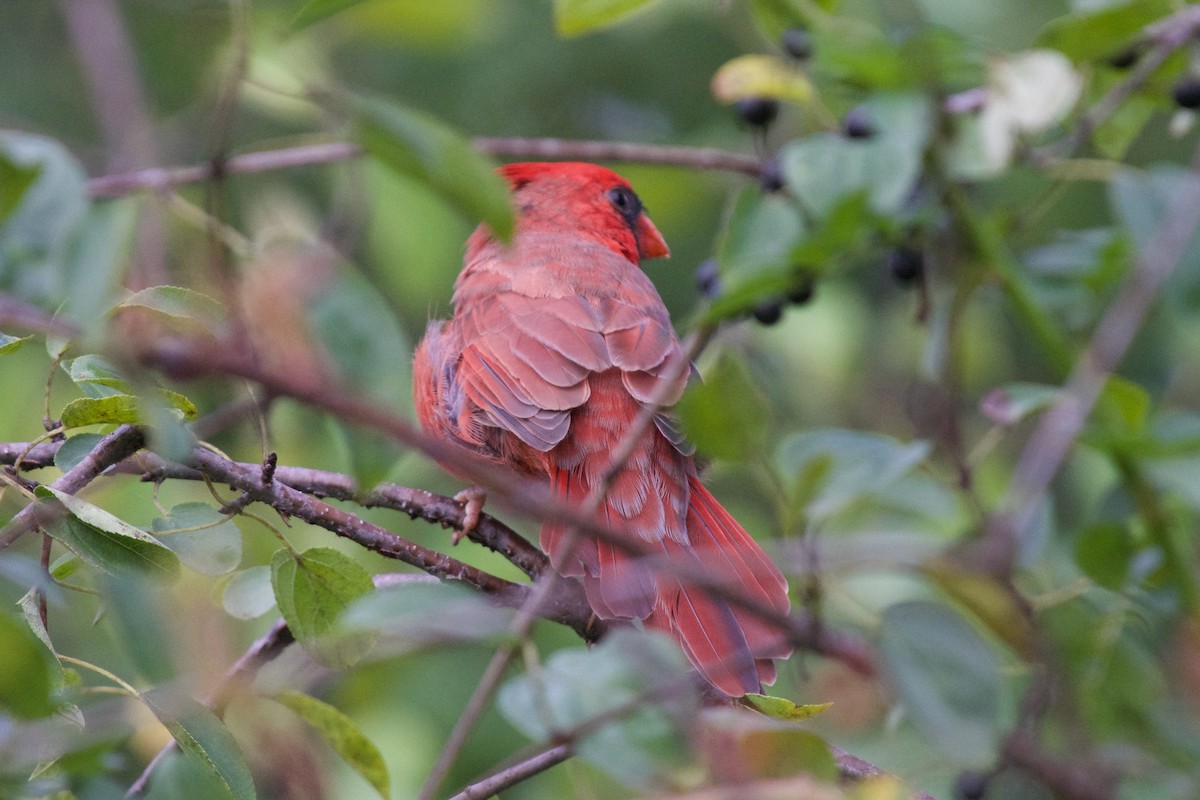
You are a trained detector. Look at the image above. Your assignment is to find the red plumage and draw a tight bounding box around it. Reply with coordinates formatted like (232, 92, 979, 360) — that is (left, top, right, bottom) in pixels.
(413, 161, 791, 696)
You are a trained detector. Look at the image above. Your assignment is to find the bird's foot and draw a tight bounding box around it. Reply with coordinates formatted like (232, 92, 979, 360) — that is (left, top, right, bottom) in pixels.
(451, 486, 488, 545)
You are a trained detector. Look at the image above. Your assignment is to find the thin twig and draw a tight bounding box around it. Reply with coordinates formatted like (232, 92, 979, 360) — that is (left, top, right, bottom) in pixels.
(86, 139, 760, 198)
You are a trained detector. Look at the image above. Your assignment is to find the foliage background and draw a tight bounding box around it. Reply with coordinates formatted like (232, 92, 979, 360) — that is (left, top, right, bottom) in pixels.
(3, 0, 1200, 799)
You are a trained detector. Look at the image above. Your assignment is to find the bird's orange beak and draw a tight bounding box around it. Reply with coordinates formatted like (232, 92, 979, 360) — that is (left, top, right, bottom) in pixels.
(636, 214, 670, 260)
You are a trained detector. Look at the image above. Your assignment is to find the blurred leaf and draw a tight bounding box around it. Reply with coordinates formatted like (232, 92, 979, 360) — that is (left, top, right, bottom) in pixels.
(697, 707, 838, 783)
(979, 383, 1060, 426)
(1038, 0, 1169, 62)
(776, 429, 932, 522)
(117, 285, 228, 335)
(498, 628, 696, 789)
(271, 691, 389, 799)
(55, 198, 139, 337)
(152, 503, 242, 576)
(553, 0, 661, 36)
(310, 269, 408, 486)
(16, 590, 66, 694)
(711, 54, 813, 104)
(143, 690, 256, 800)
(272, 547, 374, 667)
(677, 351, 769, 461)
(36, 486, 181, 581)
(0, 611, 57, 719)
(810, 23, 909, 89)
(782, 93, 931, 218)
(0, 331, 32, 355)
(923, 559, 1034, 657)
(1095, 93, 1156, 160)
(879, 601, 1002, 766)
(1074, 522, 1135, 590)
(707, 187, 805, 321)
(59, 395, 138, 428)
(352, 95, 513, 241)
(341, 580, 515, 655)
(1110, 166, 1200, 310)
(0, 153, 41, 225)
(291, 0, 372, 30)
(222, 566, 277, 620)
(101, 572, 177, 683)
(0, 132, 88, 304)
(743, 693, 832, 721)
(53, 433, 104, 472)
(1098, 375, 1150, 434)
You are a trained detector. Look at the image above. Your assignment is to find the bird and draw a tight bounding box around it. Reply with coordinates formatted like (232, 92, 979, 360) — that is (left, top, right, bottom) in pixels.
(412, 161, 791, 696)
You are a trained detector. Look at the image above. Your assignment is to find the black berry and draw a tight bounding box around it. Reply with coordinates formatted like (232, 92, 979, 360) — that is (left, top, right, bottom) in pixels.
(787, 278, 814, 305)
(953, 770, 990, 800)
(1106, 44, 1141, 70)
(695, 259, 722, 299)
(760, 157, 785, 193)
(1172, 76, 1200, 109)
(842, 106, 875, 139)
(736, 97, 779, 128)
(781, 27, 813, 61)
(887, 247, 924, 284)
(752, 299, 784, 325)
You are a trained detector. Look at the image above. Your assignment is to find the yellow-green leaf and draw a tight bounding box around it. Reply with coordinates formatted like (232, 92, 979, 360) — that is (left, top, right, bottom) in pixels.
(712, 54, 813, 105)
(743, 693, 832, 721)
(272, 692, 389, 799)
(553, 0, 661, 36)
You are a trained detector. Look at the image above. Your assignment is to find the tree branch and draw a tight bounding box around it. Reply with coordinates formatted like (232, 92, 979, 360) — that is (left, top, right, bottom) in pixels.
(0, 425, 145, 550)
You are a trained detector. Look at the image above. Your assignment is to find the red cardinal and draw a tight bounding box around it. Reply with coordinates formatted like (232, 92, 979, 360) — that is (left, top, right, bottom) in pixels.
(413, 162, 791, 695)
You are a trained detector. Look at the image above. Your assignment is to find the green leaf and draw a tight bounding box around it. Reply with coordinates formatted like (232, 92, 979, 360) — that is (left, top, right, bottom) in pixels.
(53, 433, 105, 472)
(291, 0, 372, 29)
(352, 95, 513, 241)
(340, 580, 515, 653)
(0, 611, 57, 719)
(310, 269, 409, 486)
(222, 566, 277, 620)
(36, 486, 181, 581)
(0, 331, 32, 355)
(152, 503, 243, 576)
(743, 694, 832, 722)
(0, 132, 89, 304)
(143, 690, 257, 800)
(782, 93, 931, 218)
(59, 395, 138, 428)
(66, 354, 127, 391)
(879, 601, 1003, 766)
(59, 390, 197, 430)
(776, 429, 932, 522)
(704, 187, 806, 322)
(55, 198, 139, 337)
(553, 0, 661, 36)
(1074, 522, 1135, 591)
(271, 547, 374, 667)
(498, 629, 695, 789)
(677, 352, 769, 461)
(271, 692, 390, 799)
(1038, 0, 1170, 63)
(117, 285, 228, 334)
(1109, 166, 1200, 310)
(0, 153, 42, 225)
(979, 383, 1060, 426)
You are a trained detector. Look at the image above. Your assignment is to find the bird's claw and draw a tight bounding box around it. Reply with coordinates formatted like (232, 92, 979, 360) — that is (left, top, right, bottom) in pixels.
(452, 486, 487, 545)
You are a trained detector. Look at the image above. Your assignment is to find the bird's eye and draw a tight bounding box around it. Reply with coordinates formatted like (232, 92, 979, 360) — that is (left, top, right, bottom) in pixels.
(606, 186, 643, 225)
